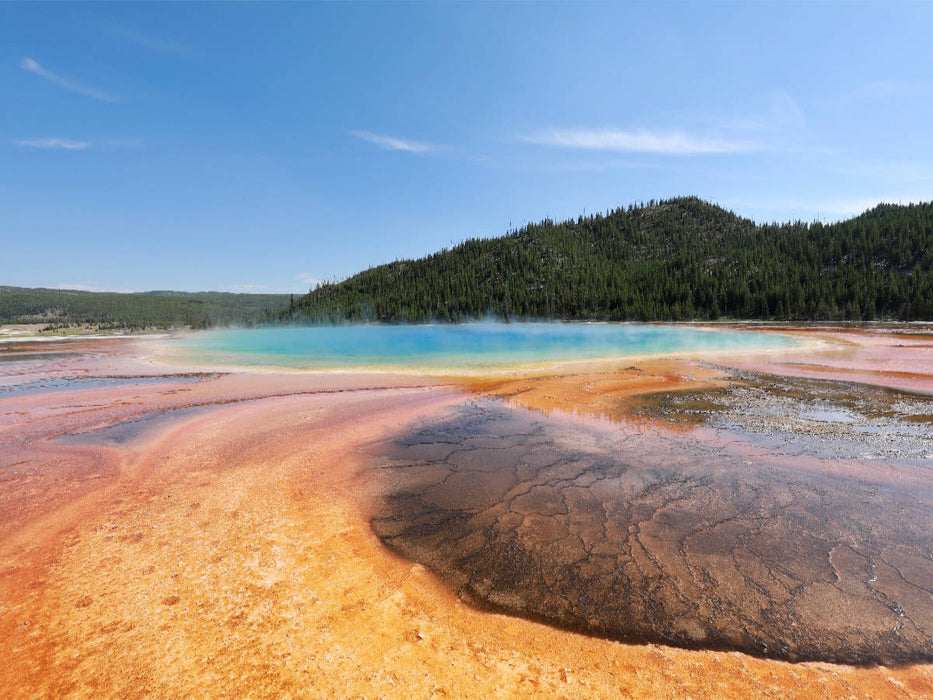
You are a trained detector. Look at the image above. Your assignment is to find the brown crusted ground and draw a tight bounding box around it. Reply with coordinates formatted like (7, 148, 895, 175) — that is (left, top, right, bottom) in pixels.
(367, 394, 932, 665)
(1, 331, 932, 698)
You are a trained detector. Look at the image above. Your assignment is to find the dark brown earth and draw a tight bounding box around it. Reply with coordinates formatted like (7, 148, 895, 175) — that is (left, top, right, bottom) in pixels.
(367, 387, 933, 664)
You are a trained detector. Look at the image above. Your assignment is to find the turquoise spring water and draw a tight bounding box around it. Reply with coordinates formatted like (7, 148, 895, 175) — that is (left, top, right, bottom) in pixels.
(171, 323, 797, 371)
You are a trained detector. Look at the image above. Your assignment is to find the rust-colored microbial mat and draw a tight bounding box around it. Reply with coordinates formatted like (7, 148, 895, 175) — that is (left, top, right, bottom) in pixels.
(2, 330, 933, 699)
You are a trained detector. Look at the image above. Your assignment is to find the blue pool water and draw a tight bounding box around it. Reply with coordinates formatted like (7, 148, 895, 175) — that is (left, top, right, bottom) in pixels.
(171, 323, 797, 371)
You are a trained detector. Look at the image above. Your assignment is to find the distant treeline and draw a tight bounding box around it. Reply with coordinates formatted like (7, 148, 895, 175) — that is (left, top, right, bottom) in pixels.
(0, 287, 291, 330)
(284, 197, 933, 323)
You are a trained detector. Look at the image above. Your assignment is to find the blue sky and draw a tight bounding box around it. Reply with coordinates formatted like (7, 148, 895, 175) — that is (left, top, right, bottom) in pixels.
(3, 2, 932, 293)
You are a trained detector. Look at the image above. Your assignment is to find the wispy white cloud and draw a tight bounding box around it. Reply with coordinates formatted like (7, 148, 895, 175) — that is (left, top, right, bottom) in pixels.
(106, 24, 193, 57)
(12, 137, 143, 151)
(19, 57, 119, 103)
(13, 137, 90, 150)
(349, 130, 436, 154)
(520, 128, 758, 155)
(53, 283, 138, 293)
(224, 283, 274, 293)
(296, 272, 325, 289)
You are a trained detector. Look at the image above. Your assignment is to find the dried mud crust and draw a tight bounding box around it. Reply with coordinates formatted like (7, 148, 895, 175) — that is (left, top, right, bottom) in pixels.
(367, 394, 933, 665)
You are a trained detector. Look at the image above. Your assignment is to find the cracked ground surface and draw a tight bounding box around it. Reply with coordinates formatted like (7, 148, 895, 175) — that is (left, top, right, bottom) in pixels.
(368, 377, 933, 665)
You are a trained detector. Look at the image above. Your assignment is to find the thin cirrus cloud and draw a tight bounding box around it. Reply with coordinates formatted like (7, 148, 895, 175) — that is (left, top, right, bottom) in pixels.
(349, 130, 436, 154)
(19, 57, 119, 103)
(53, 283, 137, 293)
(296, 272, 325, 288)
(521, 128, 759, 155)
(12, 137, 142, 151)
(106, 24, 193, 57)
(224, 283, 273, 293)
(13, 137, 90, 150)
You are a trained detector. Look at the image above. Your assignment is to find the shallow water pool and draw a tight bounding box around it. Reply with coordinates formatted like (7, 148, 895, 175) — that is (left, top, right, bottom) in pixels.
(172, 323, 797, 371)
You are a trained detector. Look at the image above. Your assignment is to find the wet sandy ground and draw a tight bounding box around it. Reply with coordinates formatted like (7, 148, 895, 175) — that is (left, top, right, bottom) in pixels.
(1, 330, 932, 698)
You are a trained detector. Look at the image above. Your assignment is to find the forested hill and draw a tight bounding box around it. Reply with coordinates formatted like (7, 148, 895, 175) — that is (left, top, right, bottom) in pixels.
(286, 197, 933, 323)
(0, 287, 290, 330)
